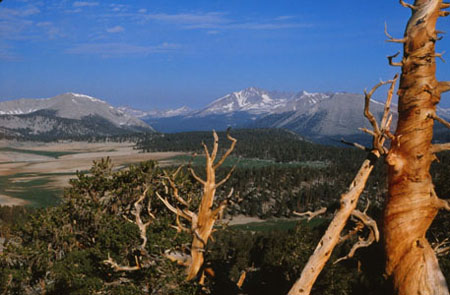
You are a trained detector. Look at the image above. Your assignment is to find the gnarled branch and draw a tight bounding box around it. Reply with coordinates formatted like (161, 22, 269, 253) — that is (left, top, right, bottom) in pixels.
(439, 10, 450, 17)
(213, 128, 237, 170)
(341, 138, 370, 151)
(388, 51, 403, 67)
(159, 130, 237, 281)
(433, 238, 450, 256)
(435, 51, 446, 63)
(399, 0, 417, 10)
(104, 253, 141, 272)
(438, 81, 450, 93)
(429, 113, 450, 129)
(334, 207, 380, 264)
(432, 143, 450, 153)
(293, 207, 327, 222)
(288, 75, 398, 295)
(364, 74, 399, 154)
(385, 23, 407, 43)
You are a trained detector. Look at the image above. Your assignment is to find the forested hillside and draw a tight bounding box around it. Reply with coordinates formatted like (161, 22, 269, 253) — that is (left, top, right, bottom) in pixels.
(1, 129, 449, 294)
(137, 129, 351, 162)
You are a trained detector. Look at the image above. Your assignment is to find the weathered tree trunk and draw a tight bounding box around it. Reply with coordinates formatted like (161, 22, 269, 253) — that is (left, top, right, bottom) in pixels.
(288, 1, 450, 294)
(158, 130, 237, 281)
(186, 171, 218, 280)
(384, 0, 449, 294)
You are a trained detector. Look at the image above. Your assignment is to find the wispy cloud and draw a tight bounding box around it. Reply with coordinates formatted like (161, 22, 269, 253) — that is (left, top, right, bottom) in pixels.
(106, 25, 124, 33)
(0, 44, 20, 61)
(36, 21, 64, 39)
(36, 21, 52, 27)
(139, 12, 310, 31)
(21, 7, 41, 16)
(274, 15, 295, 21)
(110, 3, 128, 13)
(0, 6, 40, 18)
(65, 42, 179, 58)
(143, 12, 228, 27)
(0, 7, 35, 40)
(186, 22, 310, 30)
(73, 1, 99, 8)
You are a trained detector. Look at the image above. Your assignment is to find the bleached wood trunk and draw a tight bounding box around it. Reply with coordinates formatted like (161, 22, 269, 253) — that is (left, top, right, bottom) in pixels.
(383, 0, 449, 293)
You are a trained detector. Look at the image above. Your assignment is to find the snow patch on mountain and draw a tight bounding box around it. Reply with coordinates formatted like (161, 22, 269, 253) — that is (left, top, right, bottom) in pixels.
(0, 93, 152, 130)
(118, 106, 193, 119)
(193, 87, 289, 117)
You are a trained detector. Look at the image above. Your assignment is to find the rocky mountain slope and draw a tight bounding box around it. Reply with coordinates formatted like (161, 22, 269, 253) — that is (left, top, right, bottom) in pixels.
(138, 88, 388, 144)
(133, 87, 450, 145)
(0, 93, 153, 139)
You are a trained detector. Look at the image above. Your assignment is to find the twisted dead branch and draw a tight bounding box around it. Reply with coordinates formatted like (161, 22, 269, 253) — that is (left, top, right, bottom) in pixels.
(158, 129, 237, 280)
(103, 186, 155, 272)
(293, 207, 327, 222)
(288, 74, 398, 295)
(334, 202, 380, 264)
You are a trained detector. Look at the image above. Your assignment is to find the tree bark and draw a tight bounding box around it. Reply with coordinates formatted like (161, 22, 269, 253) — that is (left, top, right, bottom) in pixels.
(384, 0, 449, 294)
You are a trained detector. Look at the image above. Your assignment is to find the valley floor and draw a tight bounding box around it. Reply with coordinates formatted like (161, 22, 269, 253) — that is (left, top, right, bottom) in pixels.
(0, 140, 184, 207)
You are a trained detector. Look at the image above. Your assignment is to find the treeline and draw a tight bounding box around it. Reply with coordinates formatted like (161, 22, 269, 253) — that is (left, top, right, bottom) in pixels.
(136, 128, 358, 163)
(10, 131, 151, 143)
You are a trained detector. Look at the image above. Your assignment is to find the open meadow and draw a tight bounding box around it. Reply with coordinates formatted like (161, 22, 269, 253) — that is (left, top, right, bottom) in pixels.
(0, 140, 184, 207)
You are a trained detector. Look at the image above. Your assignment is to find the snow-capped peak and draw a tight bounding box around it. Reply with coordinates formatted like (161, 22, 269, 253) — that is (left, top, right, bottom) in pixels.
(67, 92, 107, 104)
(194, 87, 288, 116)
(118, 105, 193, 119)
(0, 93, 152, 130)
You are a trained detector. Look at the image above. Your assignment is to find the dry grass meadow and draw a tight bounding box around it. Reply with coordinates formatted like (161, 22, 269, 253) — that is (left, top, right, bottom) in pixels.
(0, 140, 183, 206)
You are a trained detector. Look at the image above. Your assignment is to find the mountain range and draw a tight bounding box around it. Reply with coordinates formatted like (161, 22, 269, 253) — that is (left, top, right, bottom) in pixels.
(131, 87, 450, 144)
(126, 87, 393, 144)
(1, 88, 449, 144)
(0, 93, 152, 140)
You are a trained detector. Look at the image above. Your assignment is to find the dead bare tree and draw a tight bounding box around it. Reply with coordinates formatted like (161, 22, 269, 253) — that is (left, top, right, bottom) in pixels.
(288, 74, 399, 295)
(157, 130, 237, 280)
(103, 185, 155, 272)
(383, 1, 450, 294)
(288, 1, 450, 294)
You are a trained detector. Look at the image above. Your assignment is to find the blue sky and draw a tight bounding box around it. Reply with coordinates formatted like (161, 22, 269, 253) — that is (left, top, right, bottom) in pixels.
(0, 0, 449, 109)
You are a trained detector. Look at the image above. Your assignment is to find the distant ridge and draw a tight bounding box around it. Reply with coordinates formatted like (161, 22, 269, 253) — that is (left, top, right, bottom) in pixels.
(0, 93, 153, 139)
(120, 86, 450, 145)
(134, 87, 397, 145)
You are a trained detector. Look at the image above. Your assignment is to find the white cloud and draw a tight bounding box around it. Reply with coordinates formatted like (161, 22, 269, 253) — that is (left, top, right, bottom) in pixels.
(65, 8, 83, 13)
(0, 6, 40, 18)
(106, 26, 124, 33)
(21, 7, 41, 16)
(275, 15, 295, 21)
(65, 42, 179, 58)
(109, 3, 128, 13)
(36, 21, 52, 27)
(73, 1, 99, 8)
(138, 8, 147, 14)
(143, 12, 227, 26)
(139, 12, 311, 31)
(0, 44, 20, 61)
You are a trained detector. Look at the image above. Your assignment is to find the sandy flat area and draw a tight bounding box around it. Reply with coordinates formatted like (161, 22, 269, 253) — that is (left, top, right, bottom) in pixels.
(0, 194, 29, 206)
(224, 214, 264, 225)
(0, 141, 185, 206)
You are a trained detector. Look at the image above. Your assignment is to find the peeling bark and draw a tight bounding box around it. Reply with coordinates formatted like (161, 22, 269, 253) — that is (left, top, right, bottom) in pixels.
(383, 0, 449, 294)
(289, 1, 450, 294)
